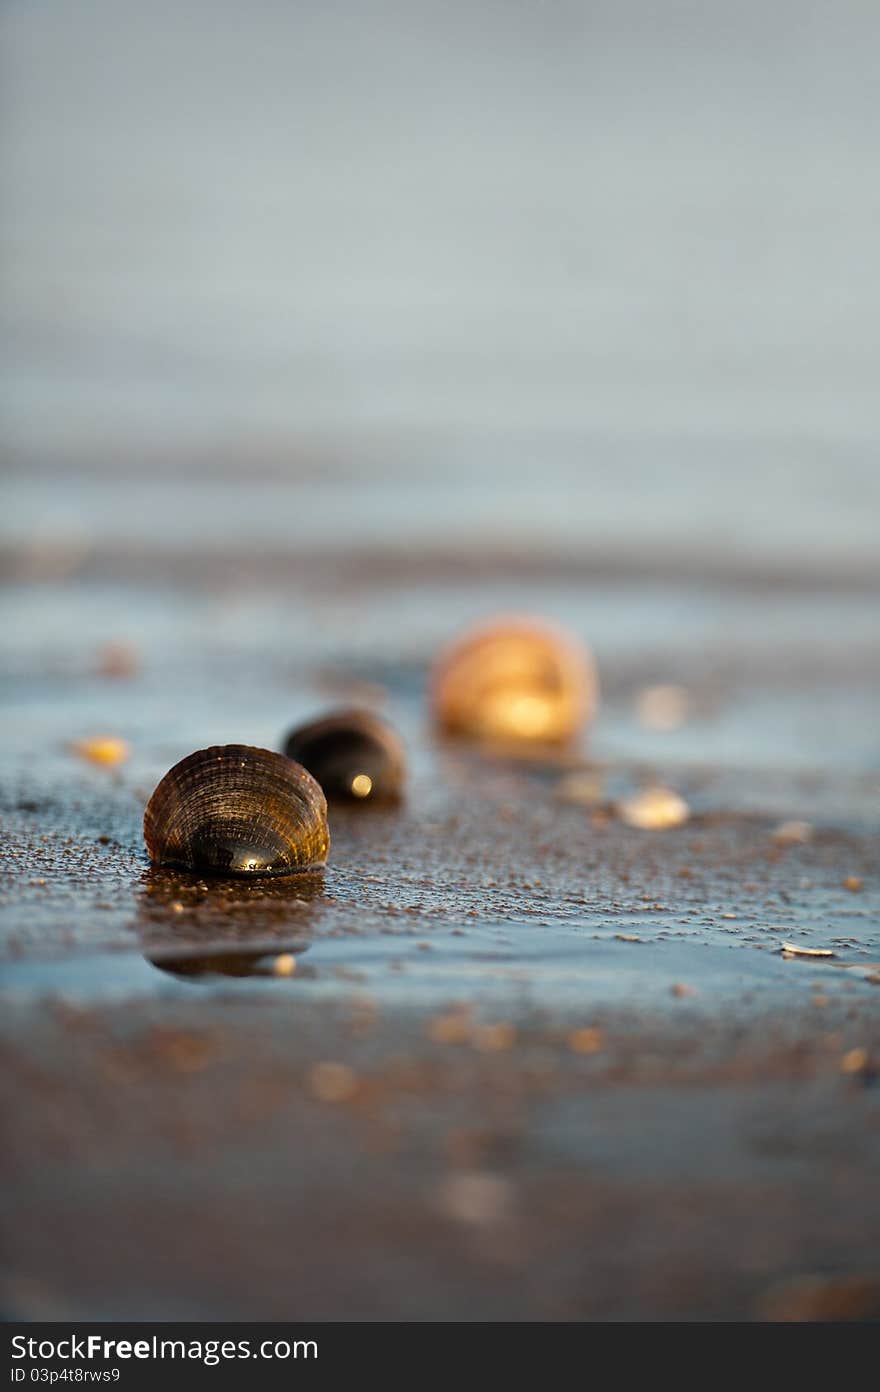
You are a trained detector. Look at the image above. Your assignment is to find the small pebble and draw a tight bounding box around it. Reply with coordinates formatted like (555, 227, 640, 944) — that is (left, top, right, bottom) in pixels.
(618, 786, 690, 830)
(437, 1171, 514, 1226)
(71, 736, 130, 767)
(556, 771, 604, 806)
(427, 1009, 473, 1045)
(635, 684, 689, 731)
(473, 1023, 516, 1053)
(771, 820, 813, 845)
(307, 1062, 358, 1103)
(96, 641, 140, 679)
(840, 1047, 869, 1075)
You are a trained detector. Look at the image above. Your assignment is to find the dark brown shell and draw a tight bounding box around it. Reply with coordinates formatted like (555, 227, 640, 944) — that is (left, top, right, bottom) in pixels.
(282, 709, 406, 803)
(143, 745, 329, 876)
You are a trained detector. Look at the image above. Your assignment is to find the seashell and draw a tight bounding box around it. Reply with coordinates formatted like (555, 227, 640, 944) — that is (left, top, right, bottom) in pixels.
(143, 745, 329, 876)
(780, 942, 834, 959)
(431, 616, 598, 744)
(283, 708, 406, 802)
(96, 640, 140, 679)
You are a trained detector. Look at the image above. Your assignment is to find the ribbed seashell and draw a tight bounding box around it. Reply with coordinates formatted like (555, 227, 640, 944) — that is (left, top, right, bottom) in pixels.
(283, 709, 406, 802)
(143, 745, 329, 876)
(431, 617, 598, 744)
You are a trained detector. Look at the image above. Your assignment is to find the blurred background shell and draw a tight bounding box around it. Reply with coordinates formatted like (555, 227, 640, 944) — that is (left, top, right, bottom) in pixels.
(283, 709, 406, 803)
(143, 745, 329, 876)
(431, 616, 598, 744)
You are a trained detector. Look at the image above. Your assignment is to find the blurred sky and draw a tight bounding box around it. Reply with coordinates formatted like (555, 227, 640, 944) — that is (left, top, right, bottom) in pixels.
(1, 0, 878, 571)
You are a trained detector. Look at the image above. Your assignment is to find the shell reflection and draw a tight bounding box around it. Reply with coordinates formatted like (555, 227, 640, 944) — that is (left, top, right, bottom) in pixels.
(148, 945, 313, 980)
(143, 745, 329, 876)
(432, 617, 597, 744)
(283, 709, 406, 803)
(134, 868, 325, 979)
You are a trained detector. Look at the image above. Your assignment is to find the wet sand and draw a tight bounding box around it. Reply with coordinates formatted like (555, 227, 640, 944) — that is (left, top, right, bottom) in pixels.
(1, 539, 878, 1322)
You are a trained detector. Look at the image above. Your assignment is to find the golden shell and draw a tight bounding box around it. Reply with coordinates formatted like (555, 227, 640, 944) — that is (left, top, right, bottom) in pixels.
(282, 708, 406, 802)
(143, 745, 329, 876)
(431, 616, 598, 743)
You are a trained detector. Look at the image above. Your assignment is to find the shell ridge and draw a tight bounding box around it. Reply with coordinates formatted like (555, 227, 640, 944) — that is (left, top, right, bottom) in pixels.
(144, 745, 329, 876)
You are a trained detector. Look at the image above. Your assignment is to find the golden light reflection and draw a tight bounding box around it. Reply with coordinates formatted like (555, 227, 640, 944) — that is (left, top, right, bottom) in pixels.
(273, 953, 297, 977)
(498, 693, 552, 739)
(350, 773, 373, 798)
